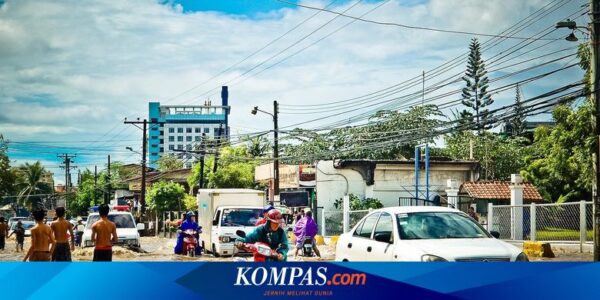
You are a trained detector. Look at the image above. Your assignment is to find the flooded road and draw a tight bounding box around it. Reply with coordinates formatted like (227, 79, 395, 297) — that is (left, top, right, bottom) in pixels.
(0, 235, 336, 262)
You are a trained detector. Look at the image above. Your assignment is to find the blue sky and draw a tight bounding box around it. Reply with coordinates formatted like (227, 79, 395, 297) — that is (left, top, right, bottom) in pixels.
(0, 0, 586, 184)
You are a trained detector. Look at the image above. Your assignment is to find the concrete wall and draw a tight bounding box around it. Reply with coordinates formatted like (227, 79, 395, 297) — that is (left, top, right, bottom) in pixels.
(316, 161, 476, 210)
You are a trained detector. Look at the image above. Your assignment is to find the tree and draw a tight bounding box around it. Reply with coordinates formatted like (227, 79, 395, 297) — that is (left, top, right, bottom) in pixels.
(16, 161, 53, 210)
(157, 154, 184, 172)
(244, 135, 271, 158)
(520, 43, 592, 203)
(333, 194, 383, 210)
(505, 84, 526, 137)
(183, 194, 197, 211)
(70, 177, 102, 216)
(445, 131, 532, 180)
(187, 156, 215, 194)
(0, 134, 17, 199)
(461, 38, 493, 133)
(208, 162, 256, 189)
(146, 181, 186, 213)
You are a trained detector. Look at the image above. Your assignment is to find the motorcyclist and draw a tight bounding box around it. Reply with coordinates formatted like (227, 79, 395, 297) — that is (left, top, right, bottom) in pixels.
(293, 210, 321, 258)
(174, 211, 202, 255)
(255, 205, 274, 226)
(235, 209, 288, 261)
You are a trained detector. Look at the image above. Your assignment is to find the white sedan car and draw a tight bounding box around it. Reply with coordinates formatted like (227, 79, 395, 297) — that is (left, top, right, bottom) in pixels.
(81, 212, 145, 248)
(335, 206, 528, 262)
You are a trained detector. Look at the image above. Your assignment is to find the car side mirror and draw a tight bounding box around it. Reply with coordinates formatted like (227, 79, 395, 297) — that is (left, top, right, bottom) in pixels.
(490, 231, 500, 239)
(374, 232, 392, 243)
(287, 227, 293, 232)
(136, 223, 145, 231)
(212, 219, 218, 226)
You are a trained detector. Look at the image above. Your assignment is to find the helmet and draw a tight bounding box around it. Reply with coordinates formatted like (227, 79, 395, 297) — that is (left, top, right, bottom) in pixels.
(266, 209, 285, 224)
(262, 205, 274, 214)
(186, 211, 195, 217)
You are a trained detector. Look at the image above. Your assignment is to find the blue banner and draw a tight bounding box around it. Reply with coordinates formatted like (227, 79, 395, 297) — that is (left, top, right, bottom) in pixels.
(0, 262, 598, 299)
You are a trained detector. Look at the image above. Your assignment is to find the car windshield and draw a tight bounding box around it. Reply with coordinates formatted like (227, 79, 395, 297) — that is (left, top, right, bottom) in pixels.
(397, 212, 490, 240)
(86, 214, 135, 229)
(220, 208, 263, 227)
(12, 222, 35, 230)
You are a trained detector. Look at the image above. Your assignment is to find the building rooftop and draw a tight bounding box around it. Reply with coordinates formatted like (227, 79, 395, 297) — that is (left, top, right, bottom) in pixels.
(460, 181, 543, 202)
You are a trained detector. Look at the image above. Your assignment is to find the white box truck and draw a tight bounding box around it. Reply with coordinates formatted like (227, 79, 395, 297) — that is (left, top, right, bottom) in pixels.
(197, 189, 265, 257)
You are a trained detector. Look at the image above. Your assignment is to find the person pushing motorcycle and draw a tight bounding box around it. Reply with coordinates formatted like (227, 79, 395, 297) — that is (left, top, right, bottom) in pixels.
(235, 209, 288, 261)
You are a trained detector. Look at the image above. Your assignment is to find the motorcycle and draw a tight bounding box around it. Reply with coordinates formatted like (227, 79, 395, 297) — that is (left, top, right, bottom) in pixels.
(301, 236, 314, 257)
(182, 229, 200, 257)
(235, 230, 280, 262)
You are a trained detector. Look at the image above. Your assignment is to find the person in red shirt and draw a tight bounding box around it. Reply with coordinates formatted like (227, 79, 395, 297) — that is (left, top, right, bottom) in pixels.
(255, 205, 274, 226)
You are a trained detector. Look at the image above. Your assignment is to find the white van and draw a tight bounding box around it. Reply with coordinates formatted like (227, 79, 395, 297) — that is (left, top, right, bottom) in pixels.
(198, 189, 265, 257)
(81, 212, 145, 247)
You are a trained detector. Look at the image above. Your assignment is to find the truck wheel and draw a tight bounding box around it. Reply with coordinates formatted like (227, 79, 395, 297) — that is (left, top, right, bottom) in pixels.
(212, 244, 220, 257)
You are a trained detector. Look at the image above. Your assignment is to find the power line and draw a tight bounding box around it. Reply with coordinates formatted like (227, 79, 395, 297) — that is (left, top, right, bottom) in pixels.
(276, 0, 564, 40)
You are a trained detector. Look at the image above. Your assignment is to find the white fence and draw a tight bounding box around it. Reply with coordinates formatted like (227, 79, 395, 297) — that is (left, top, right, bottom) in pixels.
(321, 209, 371, 237)
(488, 201, 593, 249)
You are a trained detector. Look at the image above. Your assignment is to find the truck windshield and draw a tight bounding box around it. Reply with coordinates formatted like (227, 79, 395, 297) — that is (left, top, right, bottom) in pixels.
(220, 208, 263, 227)
(86, 214, 135, 229)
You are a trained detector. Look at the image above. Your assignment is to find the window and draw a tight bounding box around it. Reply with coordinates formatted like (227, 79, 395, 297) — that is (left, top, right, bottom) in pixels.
(177, 136, 183, 142)
(204, 128, 210, 133)
(168, 136, 174, 142)
(159, 139, 164, 144)
(186, 136, 192, 142)
(150, 152, 158, 156)
(186, 128, 192, 133)
(168, 145, 174, 150)
(186, 144, 192, 150)
(356, 213, 380, 239)
(195, 136, 201, 142)
(177, 128, 183, 133)
(159, 147, 164, 153)
(169, 128, 174, 133)
(373, 213, 394, 243)
(177, 145, 183, 150)
(396, 212, 490, 240)
(195, 128, 201, 133)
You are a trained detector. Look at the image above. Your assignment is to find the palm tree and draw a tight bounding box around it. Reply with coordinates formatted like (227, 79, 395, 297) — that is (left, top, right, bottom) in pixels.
(17, 161, 52, 211)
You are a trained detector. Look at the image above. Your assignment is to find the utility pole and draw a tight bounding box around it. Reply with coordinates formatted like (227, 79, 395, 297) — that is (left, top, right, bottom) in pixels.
(592, 0, 600, 262)
(213, 124, 223, 173)
(422, 70, 425, 106)
(125, 118, 161, 219)
(57, 154, 76, 192)
(273, 100, 280, 199)
(106, 155, 111, 205)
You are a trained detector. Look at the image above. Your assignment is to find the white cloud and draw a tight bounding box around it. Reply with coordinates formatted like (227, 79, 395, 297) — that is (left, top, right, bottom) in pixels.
(0, 0, 584, 170)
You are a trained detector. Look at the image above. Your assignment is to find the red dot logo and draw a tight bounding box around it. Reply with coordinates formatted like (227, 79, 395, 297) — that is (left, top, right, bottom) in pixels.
(327, 280, 331, 285)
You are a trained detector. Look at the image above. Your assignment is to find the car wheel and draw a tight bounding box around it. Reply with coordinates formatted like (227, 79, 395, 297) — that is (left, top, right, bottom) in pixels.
(342, 259, 349, 262)
(212, 244, 220, 257)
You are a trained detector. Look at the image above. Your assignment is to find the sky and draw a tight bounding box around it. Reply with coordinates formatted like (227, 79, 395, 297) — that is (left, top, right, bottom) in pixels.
(0, 0, 586, 184)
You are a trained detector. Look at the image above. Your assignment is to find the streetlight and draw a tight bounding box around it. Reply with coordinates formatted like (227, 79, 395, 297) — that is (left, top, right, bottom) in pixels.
(125, 147, 142, 155)
(251, 101, 279, 202)
(556, 10, 599, 262)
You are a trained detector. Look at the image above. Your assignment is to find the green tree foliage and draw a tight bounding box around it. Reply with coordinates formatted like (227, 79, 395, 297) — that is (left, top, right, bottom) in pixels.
(0, 134, 17, 200)
(461, 38, 493, 133)
(146, 181, 186, 213)
(505, 84, 526, 137)
(445, 131, 532, 180)
(244, 135, 271, 158)
(69, 177, 104, 216)
(183, 194, 197, 211)
(157, 154, 184, 172)
(16, 161, 53, 210)
(520, 43, 592, 203)
(521, 104, 594, 203)
(333, 194, 383, 210)
(282, 105, 444, 162)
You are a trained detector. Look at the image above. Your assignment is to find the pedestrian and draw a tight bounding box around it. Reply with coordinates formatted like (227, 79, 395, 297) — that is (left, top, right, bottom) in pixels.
(8, 221, 25, 252)
(467, 207, 479, 222)
(91, 204, 117, 261)
(75, 218, 85, 247)
(0, 217, 8, 250)
(50, 207, 74, 261)
(24, 210, 55, 262)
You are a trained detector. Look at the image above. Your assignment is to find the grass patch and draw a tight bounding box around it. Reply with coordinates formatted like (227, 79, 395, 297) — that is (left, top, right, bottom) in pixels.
(536, 227, 593, 240)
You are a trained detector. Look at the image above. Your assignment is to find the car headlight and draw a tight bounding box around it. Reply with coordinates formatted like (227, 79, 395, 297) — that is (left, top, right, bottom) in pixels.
(515, 252, 529, 262)
(219, 236, 231, 243)
(421, 254, 448, 262)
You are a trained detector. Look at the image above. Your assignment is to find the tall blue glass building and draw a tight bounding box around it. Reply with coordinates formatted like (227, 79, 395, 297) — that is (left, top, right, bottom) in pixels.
(148, 86, 230, 169)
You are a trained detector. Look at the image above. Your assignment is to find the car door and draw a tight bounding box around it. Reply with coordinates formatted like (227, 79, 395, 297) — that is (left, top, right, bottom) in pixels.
(346, 212, 380, 261)
(366, 212, 396, 261)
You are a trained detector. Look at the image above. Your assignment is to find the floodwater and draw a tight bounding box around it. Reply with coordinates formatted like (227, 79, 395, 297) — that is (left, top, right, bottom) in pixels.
(0, 235, 336, 262)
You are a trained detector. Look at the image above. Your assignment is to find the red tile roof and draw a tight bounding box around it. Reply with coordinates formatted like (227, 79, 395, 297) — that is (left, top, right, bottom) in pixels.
(460, 181, 543, 202)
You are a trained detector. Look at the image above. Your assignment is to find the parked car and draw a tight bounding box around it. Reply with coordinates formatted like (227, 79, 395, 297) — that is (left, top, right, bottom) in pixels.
(81, 212, 145, 247)
(10, 221, 36, 237)
(335, 206, 528, 262)
(8, 217, 28, 229)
